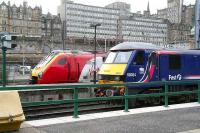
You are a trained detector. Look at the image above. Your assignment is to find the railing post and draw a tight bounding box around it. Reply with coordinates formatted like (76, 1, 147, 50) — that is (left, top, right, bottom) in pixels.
(198, 82, 200, 104)
(73, 88, 79, 118)
(2, 47, 7, 87)
(164, 83, 169, 107)
(124, 86, 129, 112)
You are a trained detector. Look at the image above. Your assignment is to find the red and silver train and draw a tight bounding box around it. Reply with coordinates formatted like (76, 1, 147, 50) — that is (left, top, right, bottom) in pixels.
(30, 50, 105, 84)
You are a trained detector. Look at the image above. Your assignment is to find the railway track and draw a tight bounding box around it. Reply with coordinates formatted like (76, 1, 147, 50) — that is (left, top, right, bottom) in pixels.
(23, 99, 196, 121)
(23, 102, 124, 120)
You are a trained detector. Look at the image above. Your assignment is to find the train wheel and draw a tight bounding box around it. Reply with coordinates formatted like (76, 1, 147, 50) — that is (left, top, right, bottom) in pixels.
(152, 97, 162, 105)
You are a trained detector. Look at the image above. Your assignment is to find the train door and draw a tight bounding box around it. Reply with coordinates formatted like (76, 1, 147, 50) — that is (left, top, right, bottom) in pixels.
(55, 56, 68, 83)
(126, 51, 146, 82)
(159, 54, 182, 81)
(67, 55, 78, 82)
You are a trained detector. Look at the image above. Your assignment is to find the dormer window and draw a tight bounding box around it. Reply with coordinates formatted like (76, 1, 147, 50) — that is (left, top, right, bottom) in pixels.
(2, 5, 6, 10)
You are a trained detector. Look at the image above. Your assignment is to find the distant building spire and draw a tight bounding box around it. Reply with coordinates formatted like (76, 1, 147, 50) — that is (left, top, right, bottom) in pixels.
(143, 1, 150, 17)
(147, 1, 150, 12)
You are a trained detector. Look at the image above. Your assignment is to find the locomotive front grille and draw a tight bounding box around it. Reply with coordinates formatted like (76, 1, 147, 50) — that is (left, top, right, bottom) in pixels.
(98, 74, 124, 81)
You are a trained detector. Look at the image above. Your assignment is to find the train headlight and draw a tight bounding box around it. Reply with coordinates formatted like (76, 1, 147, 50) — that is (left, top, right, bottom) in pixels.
(98, 75, 102, 80)
(114, 76, 120, 81)
(38, 72, 43, 79)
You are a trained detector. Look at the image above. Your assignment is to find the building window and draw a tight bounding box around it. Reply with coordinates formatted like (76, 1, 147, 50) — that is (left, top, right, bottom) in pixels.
(13, 27, 16, 33)
(2, 20, 6, 25)
(3, 27, 6, 31)
(2, 5, 6, 10)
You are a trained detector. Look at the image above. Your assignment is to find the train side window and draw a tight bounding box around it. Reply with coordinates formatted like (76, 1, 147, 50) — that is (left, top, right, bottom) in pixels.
(133, 51, 144, 65)
(58, 58, 66, 65)
(169, 55, 181, 70)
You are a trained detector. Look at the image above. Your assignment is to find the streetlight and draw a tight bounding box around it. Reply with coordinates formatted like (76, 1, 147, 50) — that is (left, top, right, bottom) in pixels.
(90, 23, 101, 84)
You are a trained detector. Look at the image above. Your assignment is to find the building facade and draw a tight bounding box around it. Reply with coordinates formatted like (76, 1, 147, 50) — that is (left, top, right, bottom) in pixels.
(58, 0, 168, 50)
(157, 0, 194, 48)
(182, 4, 195, 27)
(167, 0, 183, 23)
(121, 14, 168, 46)
(0, 1, 63, 53)
(157, 8, 168, 20)
(0, 0, 195, 52)
(168, 22, 192, 48)
(58, 0, 120, 40)
(41, 13, 63, 52)
(157, 0, 194, 26)
(0, 1, 42, 36)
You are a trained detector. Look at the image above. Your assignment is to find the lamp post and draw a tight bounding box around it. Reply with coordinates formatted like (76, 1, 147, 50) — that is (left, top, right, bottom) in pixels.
(195, 0, 200, 48)
(90, 23, 101, 84)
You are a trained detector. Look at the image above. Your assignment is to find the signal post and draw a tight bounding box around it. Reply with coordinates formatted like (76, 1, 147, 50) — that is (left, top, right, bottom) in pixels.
(0, 34, 17, 87)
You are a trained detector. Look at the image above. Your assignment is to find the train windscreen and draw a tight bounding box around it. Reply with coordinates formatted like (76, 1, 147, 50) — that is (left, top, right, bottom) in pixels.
(35, 52, 58, 68)
(105, 51, 132, 64)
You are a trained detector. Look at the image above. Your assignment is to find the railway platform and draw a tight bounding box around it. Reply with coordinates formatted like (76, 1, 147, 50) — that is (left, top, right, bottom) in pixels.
(11, 102, 200, 133)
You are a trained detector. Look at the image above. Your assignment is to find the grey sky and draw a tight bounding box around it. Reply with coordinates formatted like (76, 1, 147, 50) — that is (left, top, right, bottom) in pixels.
(1, 0, 195, 15)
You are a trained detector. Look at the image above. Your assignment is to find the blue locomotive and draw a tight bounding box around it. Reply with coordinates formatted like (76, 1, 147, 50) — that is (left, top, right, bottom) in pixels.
(97, 42, 199, 105)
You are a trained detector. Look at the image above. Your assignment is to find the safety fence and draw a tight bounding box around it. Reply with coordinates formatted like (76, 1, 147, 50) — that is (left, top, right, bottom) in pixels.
(0, 80, 200, 118)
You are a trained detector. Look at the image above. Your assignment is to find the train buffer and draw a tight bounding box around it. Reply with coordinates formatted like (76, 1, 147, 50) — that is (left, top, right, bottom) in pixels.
(14, 102, 200, 133)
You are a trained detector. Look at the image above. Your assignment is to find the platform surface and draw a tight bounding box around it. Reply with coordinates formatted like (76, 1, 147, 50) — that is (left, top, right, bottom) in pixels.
(11, 102, 200, 133)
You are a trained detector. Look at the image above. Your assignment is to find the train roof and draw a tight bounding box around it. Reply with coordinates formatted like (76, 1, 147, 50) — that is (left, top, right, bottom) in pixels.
(51, 50, 91, 54)
(110, 42, 162, 51)
(109, 42, 200, 55)
(156, 49, 200, 55)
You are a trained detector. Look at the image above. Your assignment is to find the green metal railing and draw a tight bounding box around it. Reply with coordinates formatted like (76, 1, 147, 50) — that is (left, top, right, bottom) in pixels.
(0, 80, 200, 118)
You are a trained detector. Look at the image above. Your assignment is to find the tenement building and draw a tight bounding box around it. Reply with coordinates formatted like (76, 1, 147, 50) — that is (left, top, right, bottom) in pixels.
(0, 1, 63, 53)
(41, 13, 62, 52)
(0, 1, 43, 53)
(182, 4, 195, 27)
(157, 0, 194, 26)
(168, 23, 192, 49)
(58, 0, 168, 50)
(0, 1, 42, 36)
(157, 0, 194, 48)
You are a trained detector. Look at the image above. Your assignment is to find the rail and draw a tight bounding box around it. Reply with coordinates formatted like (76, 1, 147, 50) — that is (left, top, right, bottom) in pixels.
(0, 80, 200, 118)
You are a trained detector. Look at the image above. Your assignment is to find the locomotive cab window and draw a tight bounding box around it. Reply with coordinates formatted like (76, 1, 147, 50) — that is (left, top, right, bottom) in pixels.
(105, 51, 132, 64)
(133, 51, 144, 65)
(58, 58, 66, 65)
(169, 55, 181, 70)
(114, 51, 132, 63)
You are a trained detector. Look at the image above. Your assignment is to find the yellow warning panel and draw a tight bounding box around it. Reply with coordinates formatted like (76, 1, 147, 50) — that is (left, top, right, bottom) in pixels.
(99, 64, 127, 75)
(0, 91, 25, 132)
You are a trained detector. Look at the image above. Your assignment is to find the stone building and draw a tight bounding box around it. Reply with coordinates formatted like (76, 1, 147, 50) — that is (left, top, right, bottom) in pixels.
(167, 0, 183, 23)
(157, 0, 194, 26)
(182, 4, 195, 27)
(0, 1, 42, 53)
(157, 8, 168, 20)
(0, 1, 42, 36)
(41, 13, 63, 53)
(167, 22, 192, 48)
(0, 1, 63, 53)
(157, 0, 194, 48)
